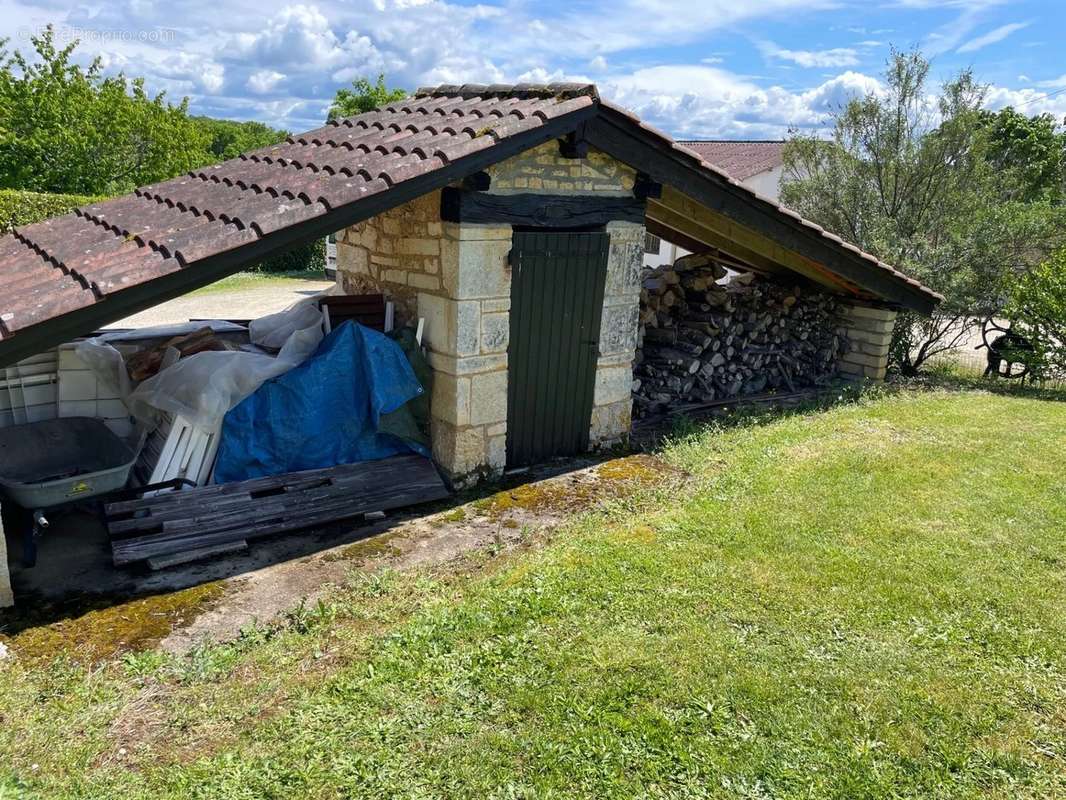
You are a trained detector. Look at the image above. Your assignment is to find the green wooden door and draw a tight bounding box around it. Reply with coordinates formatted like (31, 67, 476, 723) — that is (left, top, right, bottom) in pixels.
(507, 230, 610, 467)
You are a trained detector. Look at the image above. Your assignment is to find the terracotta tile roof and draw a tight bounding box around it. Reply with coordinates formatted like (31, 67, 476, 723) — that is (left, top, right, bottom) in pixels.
(0, 82, 938, 365)
(676, 140, 786, 181)
(0, 85, 597, 359)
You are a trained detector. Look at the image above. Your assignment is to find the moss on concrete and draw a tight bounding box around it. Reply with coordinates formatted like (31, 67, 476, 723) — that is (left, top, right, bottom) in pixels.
(0, 582, 225, 665)
(325, 531, 402, 564)
(472, 455, 672, 520)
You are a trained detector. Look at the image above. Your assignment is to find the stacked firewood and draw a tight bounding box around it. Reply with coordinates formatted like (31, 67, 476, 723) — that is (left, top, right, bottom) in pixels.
(633, 253, 847, 418)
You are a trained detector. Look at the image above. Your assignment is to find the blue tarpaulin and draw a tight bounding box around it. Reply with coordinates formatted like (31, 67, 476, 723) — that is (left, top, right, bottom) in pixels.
(213, 321, 429, 483)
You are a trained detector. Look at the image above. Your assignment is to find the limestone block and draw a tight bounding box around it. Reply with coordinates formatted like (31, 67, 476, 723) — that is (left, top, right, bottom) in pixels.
(482, 298, 511, 313)
(487, 422, 507, 437)
(336, 241, 368, 274)
(470, 369, 508, 426)
(455, 301, 481, 356)
(428, 352, 508, 376)
(417, 294, 480, 357)
(418, 293, 450, 354)
(594, 363, 635, 407)
(842, 350, 889, 369)
(446, 223, 512, 242)
(382, 269, 407, 285)
(590, 399, 632, 444)
(846, 327, 895, 346)
(443, 236, 512, 299)
(399, 238, 440, 256)
(480, 312, 510, 354)
(431, 420, 487, 479)
(842, 305, 898, 323)
(432, 372, 470, 427)
(598, 302, 640, 358)
(605, 229, 645, 296)
(853, 339, 891, 358)
(487, 434, 507, 472)
(371, 253, 400, 267)
(408, 273, 441, 291)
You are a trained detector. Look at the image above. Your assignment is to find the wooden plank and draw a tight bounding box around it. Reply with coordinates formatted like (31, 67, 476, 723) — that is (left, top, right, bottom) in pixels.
(649, 190, 863, 295)
(440, 188, 646, 227)
(110, 455, 449, 565)
(107, 454, 424, 515)
(113, 477, 448, 564)
(147, 540, 248, 571)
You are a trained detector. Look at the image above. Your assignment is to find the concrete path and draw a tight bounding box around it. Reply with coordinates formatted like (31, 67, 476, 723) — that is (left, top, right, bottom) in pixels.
(106, 278, 333, 329)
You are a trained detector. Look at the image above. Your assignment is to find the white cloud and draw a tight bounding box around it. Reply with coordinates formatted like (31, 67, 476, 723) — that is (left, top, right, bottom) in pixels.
(599, 66, 881, 139)
(1036, 74, 1066, 89)
(759, 41, 860, 68)
(957, 21, 1030, 53)
(247, 69, 286, 94)
(2, 0, 1060, 139)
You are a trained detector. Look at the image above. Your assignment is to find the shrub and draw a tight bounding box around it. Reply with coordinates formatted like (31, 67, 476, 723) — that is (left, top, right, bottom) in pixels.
(1007, 249, 1066, 379)
(0, 188, 103, 233)
(254, 237, 326, 274)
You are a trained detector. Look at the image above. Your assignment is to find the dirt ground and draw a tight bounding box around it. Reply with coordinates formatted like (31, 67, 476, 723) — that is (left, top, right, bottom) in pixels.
(106, 278, 333, 329)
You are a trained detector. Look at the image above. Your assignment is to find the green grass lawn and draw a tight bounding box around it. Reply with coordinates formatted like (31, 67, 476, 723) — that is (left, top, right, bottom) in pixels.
(2, 387, 1065, 798)
(189, 269, 330, 295)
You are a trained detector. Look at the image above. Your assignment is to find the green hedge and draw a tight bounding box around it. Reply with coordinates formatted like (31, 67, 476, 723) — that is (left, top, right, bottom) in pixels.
(0, 188, 103, 233)
(255, 237, 326, 274)
(0, 187, 327, 274)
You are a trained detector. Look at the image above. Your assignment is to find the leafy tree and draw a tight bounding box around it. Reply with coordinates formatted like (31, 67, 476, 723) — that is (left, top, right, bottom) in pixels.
(1006, 250, 1066, 378)
(192, 116, 289, 161)
(0, 26, 210, 195)
(977, 107, 1066, 203)
(782, 50, 1066, 375)
(327, 74, 407, 122)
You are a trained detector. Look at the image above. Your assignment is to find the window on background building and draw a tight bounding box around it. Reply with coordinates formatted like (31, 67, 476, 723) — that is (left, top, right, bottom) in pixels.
(644, 232, 661, 255)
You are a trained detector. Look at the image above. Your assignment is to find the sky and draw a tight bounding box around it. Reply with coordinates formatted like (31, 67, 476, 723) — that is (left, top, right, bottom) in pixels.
(2, 0, 1065, 139)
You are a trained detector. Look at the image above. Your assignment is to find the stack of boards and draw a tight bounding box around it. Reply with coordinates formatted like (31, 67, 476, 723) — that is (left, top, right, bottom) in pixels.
(107, 453, 450, 571)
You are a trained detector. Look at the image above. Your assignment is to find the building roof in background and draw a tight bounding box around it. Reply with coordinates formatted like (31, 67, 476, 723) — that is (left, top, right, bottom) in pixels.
(676, 140, 786, 181)
(0, 83, 939, 366)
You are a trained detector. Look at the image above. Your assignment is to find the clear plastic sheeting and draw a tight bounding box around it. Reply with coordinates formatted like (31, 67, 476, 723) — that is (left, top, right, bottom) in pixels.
(75, 300, 326, 433)
(213, 321, 428, 484)
(249, 297, 325, 351)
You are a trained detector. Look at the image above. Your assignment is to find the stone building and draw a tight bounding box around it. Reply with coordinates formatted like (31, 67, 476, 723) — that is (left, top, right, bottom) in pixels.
(333, 142, 645, 483)
(0, 82, 942, 492)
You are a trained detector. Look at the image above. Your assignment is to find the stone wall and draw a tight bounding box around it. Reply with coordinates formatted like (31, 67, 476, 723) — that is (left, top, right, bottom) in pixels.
(838, 303, 898, 380)
(336, 190, 446, 326)
(335, 142, 644, 484)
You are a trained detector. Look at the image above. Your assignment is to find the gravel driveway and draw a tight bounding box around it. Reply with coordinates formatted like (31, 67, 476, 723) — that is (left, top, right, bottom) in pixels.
(106, 277, 334, 329)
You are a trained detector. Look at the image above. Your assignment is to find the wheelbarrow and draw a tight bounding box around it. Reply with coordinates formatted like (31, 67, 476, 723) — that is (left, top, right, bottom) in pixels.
(0, 417, 187, 567)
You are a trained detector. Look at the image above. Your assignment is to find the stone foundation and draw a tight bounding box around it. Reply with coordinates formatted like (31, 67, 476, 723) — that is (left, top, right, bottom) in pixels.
(838, 303, 898, 380)
(336, 142, 644, 485)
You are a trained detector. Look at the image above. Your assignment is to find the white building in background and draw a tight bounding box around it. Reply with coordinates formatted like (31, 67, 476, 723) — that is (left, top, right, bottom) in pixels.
(644, 140, 786, 268)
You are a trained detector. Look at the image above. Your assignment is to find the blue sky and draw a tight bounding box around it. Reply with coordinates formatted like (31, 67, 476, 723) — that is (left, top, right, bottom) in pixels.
(2, 0, 1064, 137)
